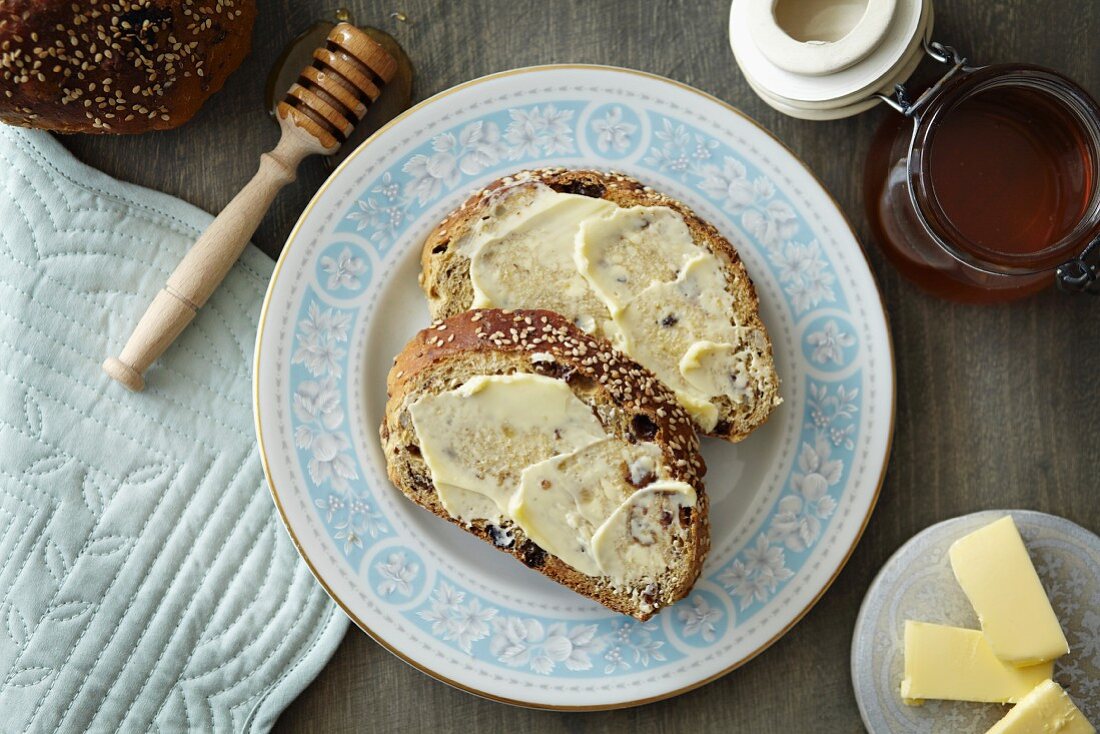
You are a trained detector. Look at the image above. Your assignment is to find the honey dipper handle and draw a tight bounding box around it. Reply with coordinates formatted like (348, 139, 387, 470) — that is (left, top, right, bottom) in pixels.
(103, 124, 327, 391)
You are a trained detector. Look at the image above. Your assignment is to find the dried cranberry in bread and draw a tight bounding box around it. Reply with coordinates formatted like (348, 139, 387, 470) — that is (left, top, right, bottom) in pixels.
(0, 0, 256, 133)
(380, 309, 709, 620)
(419, 168, 781, 443)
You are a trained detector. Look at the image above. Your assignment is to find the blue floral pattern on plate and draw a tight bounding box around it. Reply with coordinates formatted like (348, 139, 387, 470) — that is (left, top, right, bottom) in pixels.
(336, 102, 586, 252)
(315, 242, 370, 297)
(585, 103, 642, 159)
(368, 547, 426, 602)
(802, 315, 859, 371)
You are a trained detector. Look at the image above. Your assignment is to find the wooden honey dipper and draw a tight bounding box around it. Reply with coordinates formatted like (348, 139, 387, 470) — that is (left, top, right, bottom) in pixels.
(103, 22, 397, 391)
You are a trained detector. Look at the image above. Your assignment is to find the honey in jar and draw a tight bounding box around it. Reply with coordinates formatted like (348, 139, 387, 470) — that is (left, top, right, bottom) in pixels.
(865, 65, 1100, 302)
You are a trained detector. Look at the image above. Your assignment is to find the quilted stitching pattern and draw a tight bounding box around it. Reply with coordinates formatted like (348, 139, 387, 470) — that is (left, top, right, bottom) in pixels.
(0, 128, 347, 732)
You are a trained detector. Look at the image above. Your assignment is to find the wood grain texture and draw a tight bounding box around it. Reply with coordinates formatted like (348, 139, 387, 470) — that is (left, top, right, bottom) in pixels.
(59, 0, 1100, 730)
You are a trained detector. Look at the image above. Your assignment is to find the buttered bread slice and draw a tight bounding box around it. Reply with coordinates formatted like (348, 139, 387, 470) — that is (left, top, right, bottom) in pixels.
(420, 168, 781, 442)
(380, 309, 709, 620)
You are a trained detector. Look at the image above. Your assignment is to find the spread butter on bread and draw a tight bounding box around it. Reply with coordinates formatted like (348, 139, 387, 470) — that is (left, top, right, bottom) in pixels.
(380, 309, 709, 620)
(419, 168, 781, 443)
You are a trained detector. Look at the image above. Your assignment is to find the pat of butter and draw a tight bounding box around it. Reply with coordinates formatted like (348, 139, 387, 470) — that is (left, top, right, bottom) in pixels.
(986, 679, 1095, 734)
(410, 374, 695, 586)
(509, 439, 664, 577)
(606, 254, 748, 431)
(901, 621, 1053, 705)
(575, 205, 699, 311)
(408, 373, 605, 523)
(509, 438, 695, 584)
(590, 480, 696, 583)
(465, 187, 616, 333)
(460, 183, 772, 428)
(679, 340, 755, 405)
(948, 516, 1070, 666)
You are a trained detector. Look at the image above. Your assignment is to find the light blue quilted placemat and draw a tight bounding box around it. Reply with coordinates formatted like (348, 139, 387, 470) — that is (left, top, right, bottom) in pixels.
(0, 127, 347, 732)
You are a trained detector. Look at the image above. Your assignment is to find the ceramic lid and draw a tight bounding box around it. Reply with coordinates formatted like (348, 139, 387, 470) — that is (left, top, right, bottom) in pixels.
(729, 0, 933, 119)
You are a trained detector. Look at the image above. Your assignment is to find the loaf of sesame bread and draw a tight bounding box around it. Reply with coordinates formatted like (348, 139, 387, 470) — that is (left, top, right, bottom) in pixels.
(0, 0, 256, 133)
(419, 168, 781, 443)
(380, 309, 709, 620)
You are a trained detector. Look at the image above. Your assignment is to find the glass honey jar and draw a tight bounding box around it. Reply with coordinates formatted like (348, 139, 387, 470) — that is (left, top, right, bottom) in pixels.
(729, 0, 1100, 302)
(864, 47, 1100, 302)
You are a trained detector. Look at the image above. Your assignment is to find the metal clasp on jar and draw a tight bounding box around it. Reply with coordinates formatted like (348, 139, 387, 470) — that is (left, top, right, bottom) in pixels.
(874, 40, 972, 116)
(1056, 236, 1100, 294)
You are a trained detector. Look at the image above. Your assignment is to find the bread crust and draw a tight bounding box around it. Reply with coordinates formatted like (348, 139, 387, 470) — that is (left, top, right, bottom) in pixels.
(0, 0, 256, 133)
(380, 308, 709, 620)
(418, 168, 780, 442)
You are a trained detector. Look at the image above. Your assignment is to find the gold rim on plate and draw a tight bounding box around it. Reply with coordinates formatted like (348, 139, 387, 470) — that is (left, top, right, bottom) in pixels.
(252, 63, 896, 711)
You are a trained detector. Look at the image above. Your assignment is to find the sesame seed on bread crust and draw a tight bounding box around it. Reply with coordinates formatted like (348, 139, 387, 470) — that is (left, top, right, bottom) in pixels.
(0, 0, 256, 133)
(380, 308, 710, 620)
(418, 168, 781, 443)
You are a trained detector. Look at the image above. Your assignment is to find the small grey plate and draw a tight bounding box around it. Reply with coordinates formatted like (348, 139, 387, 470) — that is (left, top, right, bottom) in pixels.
(852, 510, 1100, 733)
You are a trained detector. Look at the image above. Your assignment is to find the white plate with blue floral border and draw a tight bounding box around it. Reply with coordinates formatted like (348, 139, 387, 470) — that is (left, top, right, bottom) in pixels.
(254, 65, 895, 709)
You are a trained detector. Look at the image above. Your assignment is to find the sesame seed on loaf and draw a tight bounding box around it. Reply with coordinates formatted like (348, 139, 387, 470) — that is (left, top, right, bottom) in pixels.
(419, 168, 781, 443)
(0, 0, 256, 133)
(380, 309, 710, 620)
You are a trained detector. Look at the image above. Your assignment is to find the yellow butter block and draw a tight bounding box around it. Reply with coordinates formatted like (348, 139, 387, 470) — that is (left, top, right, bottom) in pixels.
(901, 621, 1054, 705)
(949, 516, 1070, 666)
(986, 679, 1095, 734)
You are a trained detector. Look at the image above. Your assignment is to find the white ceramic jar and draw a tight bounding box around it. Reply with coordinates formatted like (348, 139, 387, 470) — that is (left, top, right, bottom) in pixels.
(729, 0, 933, 119)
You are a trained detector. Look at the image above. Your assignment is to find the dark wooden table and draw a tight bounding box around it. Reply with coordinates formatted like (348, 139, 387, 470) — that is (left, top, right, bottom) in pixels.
(62, 1, 1100, 731)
